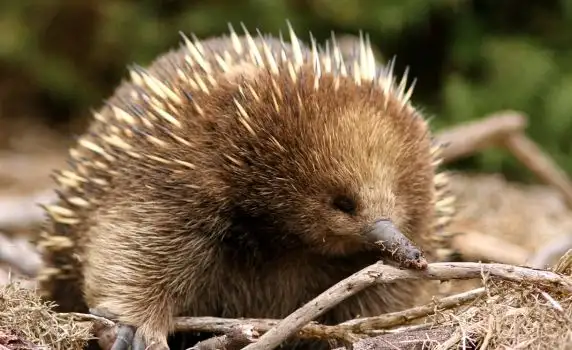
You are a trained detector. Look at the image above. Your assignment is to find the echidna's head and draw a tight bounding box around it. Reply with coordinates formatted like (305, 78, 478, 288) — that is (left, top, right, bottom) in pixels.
(217, 62, 436, 258)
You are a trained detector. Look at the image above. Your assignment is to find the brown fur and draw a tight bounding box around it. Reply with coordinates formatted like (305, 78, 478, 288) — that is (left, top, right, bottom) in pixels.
(36, 29, 454, 349)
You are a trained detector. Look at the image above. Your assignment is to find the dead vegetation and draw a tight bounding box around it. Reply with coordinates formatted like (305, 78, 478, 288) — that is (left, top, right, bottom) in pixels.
(0, 281, 93, 349)
(1, 110, 572, 349)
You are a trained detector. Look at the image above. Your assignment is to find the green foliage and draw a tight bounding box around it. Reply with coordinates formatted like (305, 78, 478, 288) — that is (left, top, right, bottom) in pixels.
(1, 0, 571, 182)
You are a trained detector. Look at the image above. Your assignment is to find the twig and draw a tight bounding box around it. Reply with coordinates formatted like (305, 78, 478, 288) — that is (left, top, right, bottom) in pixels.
(479, 315, 495, 350)
(76, 287, 487, 347)
(503, 132, 572, 208)
(0, 189, 55, 229)
(435, 111, 527, 164)
(552, 249, 572, 274)
(242, 261, 572, 350)
(173, 287, 484, 339)
(434, 329, 463, 350)
(168, 316, 356, 342)
(0, 232, 42, 277)
(448, 230, 529, 265)
(365, 321, 451, 336)
(62, 312, 115, 329)
(333, 327, 455, 350)
(435, 110, 572, 210)
(339, 287, 486, 332)
(528, 235, 572, 269)
(188, 325, 259, 350)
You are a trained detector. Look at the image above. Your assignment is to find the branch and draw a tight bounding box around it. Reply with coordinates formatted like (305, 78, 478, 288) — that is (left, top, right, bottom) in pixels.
(0, 189, 55, 229)
(339, 287, 485, 332)
(188, 325, 259, 350)
(434, 110, 572, 210)
(503, 132, 572, 208)
(77, 286, 483, 349)
(170, 286, 484, 342)
(435, 111, 527, 164)
(242, 261, 572, 350)
(447, 229, 529, 265)
(528, 235, 572, 269)
(333, 326, 456, 350)
(0, 232, 42, 278)
(66, 286, 486, 348)
(163, 316, 355, 342)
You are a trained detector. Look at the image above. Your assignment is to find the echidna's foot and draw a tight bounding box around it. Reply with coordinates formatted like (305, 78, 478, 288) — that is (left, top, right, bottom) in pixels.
(90, 307, 167, 350)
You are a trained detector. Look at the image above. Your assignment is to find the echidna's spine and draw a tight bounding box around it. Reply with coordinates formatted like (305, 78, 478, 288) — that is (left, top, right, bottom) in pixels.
(429, 141, 457, 260)
(36, 117, 116, 311)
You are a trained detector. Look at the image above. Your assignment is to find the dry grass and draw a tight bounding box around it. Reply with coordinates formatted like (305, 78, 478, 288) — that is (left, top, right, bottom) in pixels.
(0, 282, 92, 350)
(429, 251, 572, 350)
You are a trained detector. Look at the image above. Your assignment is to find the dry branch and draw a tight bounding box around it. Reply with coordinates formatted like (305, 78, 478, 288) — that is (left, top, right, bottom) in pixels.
(79, 287, 484, 348)
(242, 261, 572, 350)
(435, 110, 572, 210)
(447, 230, 529, 265)
(503, 132, 572, 208)
(339, 287, 486, 332)
(0, 232, 42, 277)
(0, 189, 54, 229)
(169, 286, 484, 341)
(529, 236, 572, 269)
(333, 326, 456, 350)
(188, 325, 259, 350)
(77, 286, 486, 349)
(435, 111, 527, 164)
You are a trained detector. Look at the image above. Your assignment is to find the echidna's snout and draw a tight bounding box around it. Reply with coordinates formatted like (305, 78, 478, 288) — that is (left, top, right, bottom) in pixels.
(365, 219, 400, 244)
(366, 219, 428, 269)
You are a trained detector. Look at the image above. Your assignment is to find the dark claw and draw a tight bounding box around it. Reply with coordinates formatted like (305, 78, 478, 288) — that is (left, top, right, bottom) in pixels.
(90, 307, 151, 350)
(132, 332, 147, 350)
(110, 325, 135, 350)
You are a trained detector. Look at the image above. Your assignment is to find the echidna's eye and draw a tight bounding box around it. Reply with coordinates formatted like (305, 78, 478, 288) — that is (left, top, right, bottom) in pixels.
(332, 195, 357, 215)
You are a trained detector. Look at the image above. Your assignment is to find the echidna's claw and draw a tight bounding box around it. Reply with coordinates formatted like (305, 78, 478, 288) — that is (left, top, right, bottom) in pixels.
(110, 325, 135, 350)
(132, 332, 147, 350)
(90, 307, 145, 350)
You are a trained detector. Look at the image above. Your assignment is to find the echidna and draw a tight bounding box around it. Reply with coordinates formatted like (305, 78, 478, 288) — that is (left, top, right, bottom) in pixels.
(35, 23, 455, 350)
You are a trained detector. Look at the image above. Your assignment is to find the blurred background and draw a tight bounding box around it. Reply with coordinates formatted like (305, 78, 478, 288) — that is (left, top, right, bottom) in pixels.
(2, 0, 572, 180)
(2, 0, 572, 278)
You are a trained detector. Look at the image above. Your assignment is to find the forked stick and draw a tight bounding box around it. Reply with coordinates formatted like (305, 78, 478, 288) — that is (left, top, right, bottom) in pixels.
(436, 110, 572, 209)
(242, 261, 572, 350)
(72, 286, 484, 346)
(435, 110, 572, 266)
(435, 111, 527, 163)
(503, 132, 572, 208)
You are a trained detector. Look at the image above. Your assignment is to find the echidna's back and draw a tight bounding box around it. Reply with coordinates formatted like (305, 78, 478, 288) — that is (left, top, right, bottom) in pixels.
(35, 34, 305, 312)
